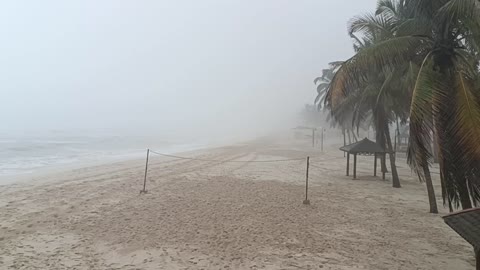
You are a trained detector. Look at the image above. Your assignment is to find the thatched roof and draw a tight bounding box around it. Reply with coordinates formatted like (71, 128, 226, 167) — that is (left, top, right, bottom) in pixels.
(339, 138, 385, 154)
(443, 208, 480, 251)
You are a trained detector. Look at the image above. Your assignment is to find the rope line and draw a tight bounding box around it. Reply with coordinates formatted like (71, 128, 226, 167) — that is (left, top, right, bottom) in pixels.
(148, 150, 306, 163)
(308, 164, 334, 170)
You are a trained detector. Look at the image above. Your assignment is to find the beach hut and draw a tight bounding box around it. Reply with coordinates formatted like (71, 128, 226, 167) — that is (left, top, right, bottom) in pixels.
(340, 138, 386, 180)
(443, 208, 480, 269)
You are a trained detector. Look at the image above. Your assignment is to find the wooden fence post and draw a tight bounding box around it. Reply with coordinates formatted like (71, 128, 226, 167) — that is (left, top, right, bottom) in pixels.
(303, 156, 310, 205)
(141, 149, 150, 194)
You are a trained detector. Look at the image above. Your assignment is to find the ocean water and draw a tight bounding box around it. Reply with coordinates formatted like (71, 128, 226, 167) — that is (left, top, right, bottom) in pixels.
(0, 132, 203, 178)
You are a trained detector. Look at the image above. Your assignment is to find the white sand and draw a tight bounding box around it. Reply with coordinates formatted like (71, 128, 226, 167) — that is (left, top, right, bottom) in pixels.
(0, 137, 475, 269)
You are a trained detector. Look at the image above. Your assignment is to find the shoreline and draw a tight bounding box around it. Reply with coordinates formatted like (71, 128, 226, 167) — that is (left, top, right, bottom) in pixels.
(0, 135, 290, 187)
(0, 143, 216, 187)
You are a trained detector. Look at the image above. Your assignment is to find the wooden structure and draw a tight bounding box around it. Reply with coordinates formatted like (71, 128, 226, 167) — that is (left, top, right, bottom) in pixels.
(395, 125, 409, 153)
(443, 208, 480, 270)
(293, 126, 317, 147)
(340, 138, 386, 180)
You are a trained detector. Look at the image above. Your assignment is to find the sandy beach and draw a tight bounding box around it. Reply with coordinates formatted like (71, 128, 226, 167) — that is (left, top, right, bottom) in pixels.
(0, 137, 475, 270)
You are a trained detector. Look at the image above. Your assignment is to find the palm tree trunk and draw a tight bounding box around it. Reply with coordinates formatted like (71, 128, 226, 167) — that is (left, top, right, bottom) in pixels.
(423, 166, 438, 213)
(351, 130, 358, 142)
(381, 154, 388, 174)
(384, 123, 401, 188)
(475, 249, 479, 270)
(433, 133, 440, 164)
(432, 117, 440, 164)
(376, 125, 388, 174)
(347, 129, 352, 144)
(395, 118, 402, 147)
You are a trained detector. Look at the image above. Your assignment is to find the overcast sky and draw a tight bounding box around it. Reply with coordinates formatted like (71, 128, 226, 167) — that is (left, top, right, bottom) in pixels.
(0, 0, 376, 140)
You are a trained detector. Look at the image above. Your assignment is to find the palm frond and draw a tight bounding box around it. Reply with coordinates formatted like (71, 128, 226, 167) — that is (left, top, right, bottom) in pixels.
(328, 61, 344, 69)
(436, 0, 480, 25)
(375, 70, 394, 109)
(376, 0, 398, 17)
(451, 72, 480, 204)
(450, 72, 480, 160)
(348, 13, 395, 40)
(396, 18, 433, 36)
(406, 0, 449, 19)
(325, 36, 430, 110)
(407, 53, 436, 174)
(315, 82, 330, 106)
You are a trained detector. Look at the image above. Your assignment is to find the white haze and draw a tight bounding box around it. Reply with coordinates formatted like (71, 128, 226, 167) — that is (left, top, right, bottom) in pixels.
(0, 0, 376, 144)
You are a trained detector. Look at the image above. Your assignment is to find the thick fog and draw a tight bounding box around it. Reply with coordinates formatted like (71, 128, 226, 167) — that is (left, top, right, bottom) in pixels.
(0, 1, 376, 143)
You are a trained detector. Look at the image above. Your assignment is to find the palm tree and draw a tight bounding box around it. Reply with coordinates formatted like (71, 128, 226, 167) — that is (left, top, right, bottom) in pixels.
(324, 10, 407, 188)
(314, 62, 360, 147)
(314, 62, 343, 108)
(325, 0, 480, 210)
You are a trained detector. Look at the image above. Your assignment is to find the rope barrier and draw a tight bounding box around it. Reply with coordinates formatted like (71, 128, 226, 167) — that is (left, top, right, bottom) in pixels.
(139, 148, 442, 200)
(148, 149, 307, 163)
(308, 164, 335, 171)
(140, 149, 312, 194)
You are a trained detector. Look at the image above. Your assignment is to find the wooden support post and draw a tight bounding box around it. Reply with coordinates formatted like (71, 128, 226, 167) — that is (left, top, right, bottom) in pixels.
(382, 154, 386, 180)
(476, 248, 479, 270)
(312, 129, 315, 148)
(353, 154, 357, 179)
(346, 153, 350, 176)
(374, 153, 377, 177)
(321, 129, 324, 152)
(141, 149, 150, 194)
(303, 156, 310, 205)
(343, 129, 346, 157)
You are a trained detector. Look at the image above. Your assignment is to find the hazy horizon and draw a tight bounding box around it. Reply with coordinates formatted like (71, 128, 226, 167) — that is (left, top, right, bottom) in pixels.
(1, 1, 376, 142)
